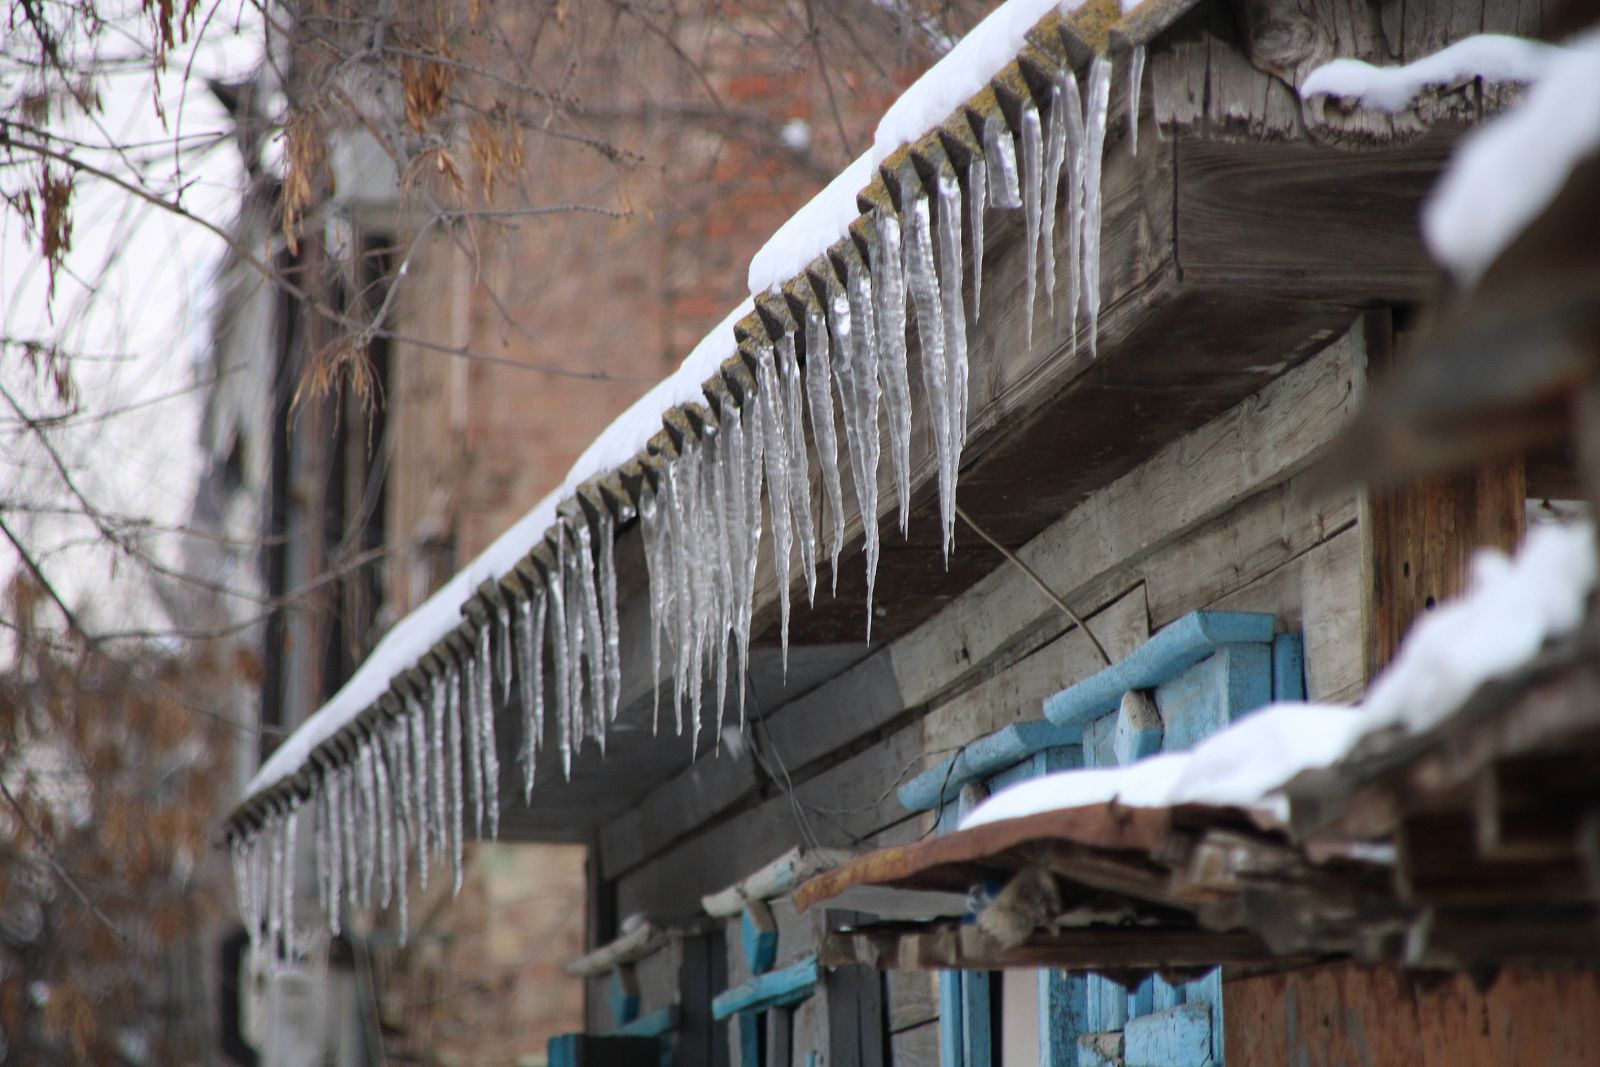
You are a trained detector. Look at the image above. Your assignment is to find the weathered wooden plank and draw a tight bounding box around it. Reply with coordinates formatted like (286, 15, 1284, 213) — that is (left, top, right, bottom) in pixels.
(891, 1018, 941, 1067)
(616, 724, 927, 920)
(888, 970, 941, 1033)
(1225, 962, 1600, 1067)
(1361, 315, 1528, 677)
(1175, 136, 1449, 301)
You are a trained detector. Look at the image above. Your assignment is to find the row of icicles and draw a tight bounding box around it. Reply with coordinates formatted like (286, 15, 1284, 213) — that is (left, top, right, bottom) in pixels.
(232, 50, 1141, 962)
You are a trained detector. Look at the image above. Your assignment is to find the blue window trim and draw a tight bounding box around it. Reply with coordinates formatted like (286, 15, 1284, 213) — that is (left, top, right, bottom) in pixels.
(913, 611, 1308, 1067)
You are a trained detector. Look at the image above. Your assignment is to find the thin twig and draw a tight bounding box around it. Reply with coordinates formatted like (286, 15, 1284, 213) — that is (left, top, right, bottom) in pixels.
(0, 776, 125, 940)
(955, 503, 1111, 667)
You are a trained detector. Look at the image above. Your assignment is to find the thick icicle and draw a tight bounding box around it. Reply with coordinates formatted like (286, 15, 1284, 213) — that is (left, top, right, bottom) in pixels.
(598, 509, 621, 731)
(573, 516, 607, 756)
(1043, 81, 1068, 320)
(325, 767, 343, 933)
(756, 344, 795, 671)
(803, 306, 845, 589)
(900, 178, 953, 560)
(428, 676, 447, 865)
(983, 113, 1022, 209)
(867, 216, 911, 534)
(373, 733, 393, 908)
(496, 601, 512, 708)
(697, 427, 732, 738)
(777, 334, 816, 604)
(515, 593, 542, 799)
(475, 622, 500, 839)
(358, 743, 377, 906)
(1061, 70, 1086, 354)
(1081, 56, 1112, 358)
(387, 720, 413, 871)
(266, 812, 283, 954)
(638, 491, 668, 733)
(967, 157, 987, 322)
(313, 782, 330, 922)
(1129, 46, 1147, 156)
(1020, 104, 1044, 346)
(934, 166, 969, 556)
(446, 661, 465, 896)
(545, 547, 574, 778)
(340, 762, 359, 911)
(462, 646, 485, 838)
(282, 805, 297, 957)
(826, 283, 881, 634)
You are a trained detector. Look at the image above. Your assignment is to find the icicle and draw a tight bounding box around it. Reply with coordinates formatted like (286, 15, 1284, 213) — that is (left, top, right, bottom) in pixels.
(867, 217, 911, 535)
(638, 492, 668, 733)
(1061, 70, 1085, 355)
(967, 157, 987, 322)
(1129, 46, 1146, 156)
(561, 526, 589, 758)
(545, 546, 574, 778)
(318, 783, 334, 921)
(598, 509, 621, 731)
(231, 836, 254, 950)
(661, 465, 692, 737)
(573, 517, 607, 758)
(283, 804, 298, 957)
(475, 622, 501, 839)
(428, 677, 448, 864)
(826, 283, 880, 636)
(340, 762, 360, 911)
(934, 166, 969, 557)
(359, 743, 378, 906)
(740, 395, 767, 708)
(756, 344, 795, 671)
(267, 812, 284, 955)
(462, 645, 485, 838)
(1081, 56, 1112, 359)
(496, 601, 513, 708)
(900, 177, 953, 561)
(387, 720, 414, 892)
(446, 661, 465, 896)
(515, 593, 543, 800)
(1043, 81, 1068, 321)
(325, 767, 344, 934)
(983, 113, 1022, 209)
(373, 734, 394, 908)
(803, 306, 846, 590)
(1020, 104, 1044, 346)
(777, 334, 817, 604)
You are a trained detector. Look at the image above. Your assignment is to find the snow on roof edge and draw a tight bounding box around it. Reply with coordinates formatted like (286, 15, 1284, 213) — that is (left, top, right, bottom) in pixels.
(243, 297, 755, 803)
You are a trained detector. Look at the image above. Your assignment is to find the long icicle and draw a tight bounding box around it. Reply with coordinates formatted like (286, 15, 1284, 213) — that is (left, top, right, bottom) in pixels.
(868, 216, 911, 535)
(475, 621, 500, 840)
(1129, 45, 1147, 156)
(1043, 80, 1068, 321)
(900, 175, 951, 559)
(756, 343, 795, 672)
(1020, 103, 1044, 347)
(967, 156, 987, 322)
(825, 281, 880, 636)
(1062, 69, 1086, 356)
(934, 165, 969, 558)
(598, 508, 621, 731)
(463, 642, 485, 839)
(1081, 55, 1112, 359)
(803, 305, 846, 590)
(778, 333, 817, 605)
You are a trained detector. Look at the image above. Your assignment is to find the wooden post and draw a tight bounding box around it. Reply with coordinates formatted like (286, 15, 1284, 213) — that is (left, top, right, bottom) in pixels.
(1359, 311, 1527, 676)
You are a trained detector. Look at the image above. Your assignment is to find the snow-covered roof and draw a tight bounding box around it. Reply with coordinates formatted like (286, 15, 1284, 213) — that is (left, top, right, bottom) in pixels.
(962, 521, 1596, 830)
(232, 0, 1148, 828)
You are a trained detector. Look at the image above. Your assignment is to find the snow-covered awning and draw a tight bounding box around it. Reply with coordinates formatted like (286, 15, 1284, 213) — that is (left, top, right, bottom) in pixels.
(225, 0, 1198, 962)
(794, 523, 1600, 973)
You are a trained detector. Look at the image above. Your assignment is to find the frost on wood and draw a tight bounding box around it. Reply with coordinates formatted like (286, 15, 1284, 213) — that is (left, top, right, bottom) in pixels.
(231, 27, 1133, 960)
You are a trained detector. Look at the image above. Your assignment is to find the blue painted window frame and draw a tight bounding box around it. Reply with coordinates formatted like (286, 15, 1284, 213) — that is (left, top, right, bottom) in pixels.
(919, 613, 1306, 1067)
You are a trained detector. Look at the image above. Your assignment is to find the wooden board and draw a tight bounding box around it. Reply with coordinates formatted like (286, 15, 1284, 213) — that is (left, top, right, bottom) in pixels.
(1225, 962, 1600, 1067)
